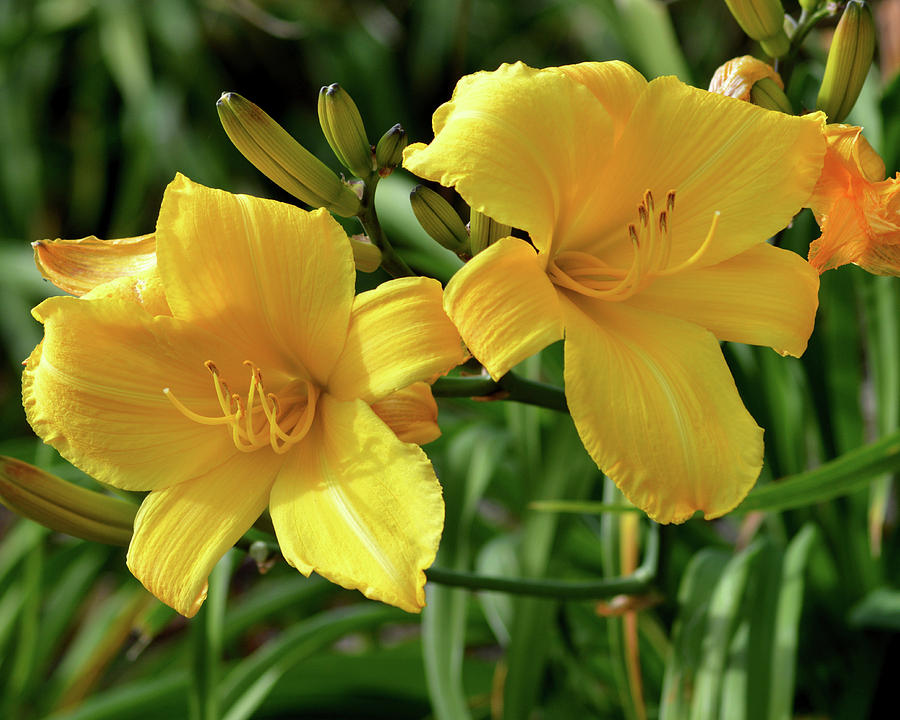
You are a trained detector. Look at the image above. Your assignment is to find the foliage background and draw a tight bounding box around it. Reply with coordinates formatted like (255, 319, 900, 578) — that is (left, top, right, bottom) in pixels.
(0, 0, 898, 718)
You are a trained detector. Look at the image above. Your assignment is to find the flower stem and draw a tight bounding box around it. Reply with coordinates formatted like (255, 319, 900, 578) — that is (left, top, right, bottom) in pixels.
(431, 371, 569, 413)
(426, 524, 658, 600)
(357, 177, 415, 278)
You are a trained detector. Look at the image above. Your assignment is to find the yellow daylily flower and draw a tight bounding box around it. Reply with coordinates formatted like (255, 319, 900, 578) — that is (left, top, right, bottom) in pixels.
(807, 124, 900, 275)
(23, 174, 467, 616)
(404, 62, 826, 523)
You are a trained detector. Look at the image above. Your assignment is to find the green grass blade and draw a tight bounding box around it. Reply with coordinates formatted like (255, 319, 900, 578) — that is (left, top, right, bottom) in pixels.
(660, 548, 730, 720)
(735, 429, 900, 513)
(768, 525, 818, 720)
(219, 605, 406, 720)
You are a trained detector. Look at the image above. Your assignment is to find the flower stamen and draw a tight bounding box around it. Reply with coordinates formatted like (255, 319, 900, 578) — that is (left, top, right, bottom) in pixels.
(164, 361, 318, 453)
(548, 189, 720, 300)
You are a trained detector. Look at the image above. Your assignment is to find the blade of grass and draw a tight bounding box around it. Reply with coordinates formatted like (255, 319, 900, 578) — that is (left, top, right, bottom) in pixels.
(219, 605, 407, 720)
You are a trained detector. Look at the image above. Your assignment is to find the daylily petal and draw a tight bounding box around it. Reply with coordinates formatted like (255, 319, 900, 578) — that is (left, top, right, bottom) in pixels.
(557, 61, 647, 140)
(370, 383, 440, 445)
(81, 267, 171, 316)
(443, 237, 563, 380)
(23, 295, 245, 492)
(327, 276, 466, 404)
(127, 453, 280, 617)
(560, 295, 763, 524)
(270, 395, 444, 612)
(32, 233, 157, 296)
(565, 77, 826, 266)
(626, 243, 819, 357)
(403, 62, 615, 252)
(156, 174, 355, 384)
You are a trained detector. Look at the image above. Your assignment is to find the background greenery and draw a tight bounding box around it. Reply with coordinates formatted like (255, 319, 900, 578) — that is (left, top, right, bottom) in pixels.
(1, 0, 898, 718)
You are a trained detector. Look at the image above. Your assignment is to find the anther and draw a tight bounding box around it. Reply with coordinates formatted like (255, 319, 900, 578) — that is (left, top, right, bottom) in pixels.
(666, 190, 676, 214)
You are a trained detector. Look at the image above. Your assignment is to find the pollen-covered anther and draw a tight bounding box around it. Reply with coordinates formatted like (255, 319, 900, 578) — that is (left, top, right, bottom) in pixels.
(164, 361, 318, 454)
(548, 189, 719, 300)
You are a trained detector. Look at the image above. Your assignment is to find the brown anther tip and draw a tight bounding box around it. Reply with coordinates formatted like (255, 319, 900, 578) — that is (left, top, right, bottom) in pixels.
(204, 361, 219, 374)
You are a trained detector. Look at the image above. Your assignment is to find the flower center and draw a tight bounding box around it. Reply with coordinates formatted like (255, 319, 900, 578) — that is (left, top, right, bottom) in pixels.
(547, 189, 720, 301)
(164, 361, 318, 454)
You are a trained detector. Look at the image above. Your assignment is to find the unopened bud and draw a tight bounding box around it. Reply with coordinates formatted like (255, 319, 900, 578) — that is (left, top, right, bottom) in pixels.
(750, 76, 794, 113)
(409, 185, 468, 254)
(469, 210, 512, 256)
(709, 55, 785, 103)
(815, 0, 876, 122)
(318, 84, 375, 179)
(217, 92, 361, 217)
(0, 456, 136, 545)
(724, 0, 790, 57)
(350, 234, 383, 272)
(375, 124, 408, 177)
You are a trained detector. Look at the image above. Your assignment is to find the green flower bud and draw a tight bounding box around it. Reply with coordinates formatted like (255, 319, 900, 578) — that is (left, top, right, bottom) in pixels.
(217, 92, 361, 217)
(724, 0, 791, 57)
(410, 185, 469, 254)
(317, 83, 375, 179)
(469, 209, 512, 256)
(0, 455, 136, 546)
(750, 76, 794, 113)
(375, 124, 408, 177)
(815, 0, 876, 122)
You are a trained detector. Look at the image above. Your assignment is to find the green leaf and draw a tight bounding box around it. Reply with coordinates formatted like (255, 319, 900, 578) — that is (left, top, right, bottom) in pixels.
(735, 429, 900, 513)
(848, 588, 900, 631)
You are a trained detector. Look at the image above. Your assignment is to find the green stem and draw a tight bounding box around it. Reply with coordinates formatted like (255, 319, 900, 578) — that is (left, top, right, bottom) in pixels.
(431, 372, 568, 413)
(190, 553, 232, 720)
(358, 177, 414, 278)
(426, 524, 658, 600)
(778, 6, 834, 82)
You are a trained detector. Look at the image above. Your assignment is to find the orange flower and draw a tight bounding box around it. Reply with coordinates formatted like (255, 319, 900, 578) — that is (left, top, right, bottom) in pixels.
(807, 124, 900, 275)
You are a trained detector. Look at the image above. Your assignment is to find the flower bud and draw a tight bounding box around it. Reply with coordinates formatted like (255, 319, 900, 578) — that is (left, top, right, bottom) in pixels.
(217, 92, 361, 217)
(350, 234, 383, 272)
(317, 83, 375, 179)
(708, 55, 785, 103)
(469, 209, 512, 256)
(750, 77, 794, 113)
(409, 185, 469, 254)
(375, 124, 408, 177)
(815, 0, 876, 123)
(723, 0, 790, 57)
(0, 455, 136, 545)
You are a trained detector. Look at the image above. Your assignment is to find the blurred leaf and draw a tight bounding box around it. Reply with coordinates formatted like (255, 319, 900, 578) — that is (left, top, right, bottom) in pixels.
(848, 588, 900, 631)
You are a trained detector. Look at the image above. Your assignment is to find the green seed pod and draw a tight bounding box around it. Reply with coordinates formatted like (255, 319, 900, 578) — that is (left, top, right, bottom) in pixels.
(469, 209, 512, 256)
(750, 76, 794, 113)
(217, 92, 361, 217)
(815, 0, 876, 122)
(410, 185, 469, 254)
(375, 124, 408, 177)
(318, 83, 375, 179)
(723, 0, 791, 57)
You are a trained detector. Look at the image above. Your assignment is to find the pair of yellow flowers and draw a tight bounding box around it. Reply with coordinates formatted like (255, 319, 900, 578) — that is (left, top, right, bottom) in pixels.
(22, 61, 899, 617)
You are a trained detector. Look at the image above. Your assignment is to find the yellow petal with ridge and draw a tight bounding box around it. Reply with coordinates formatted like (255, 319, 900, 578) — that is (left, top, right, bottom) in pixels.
(558, 61, 647, 140)
(561, 294, 763, 524)
(270, 395, 443, 613)
(23, 295, 245, 492)
(328, 276, 467, 404)
(403, 62, 615, 253)
(156, 174, 355, 385)
(444, 237, 563, 380)
(370, 383, 441, 445)
(127, 452, 280, 617)
(627, 242, 819, 357)
(564, 77, 825, 267)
